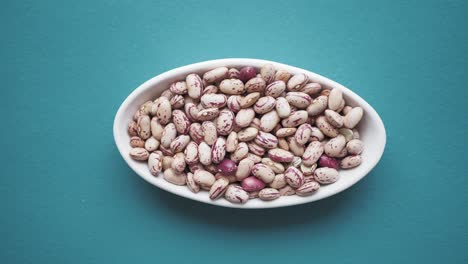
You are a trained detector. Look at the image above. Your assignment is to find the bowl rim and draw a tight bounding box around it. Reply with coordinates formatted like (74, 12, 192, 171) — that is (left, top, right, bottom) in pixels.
(113, 58, 386, 209)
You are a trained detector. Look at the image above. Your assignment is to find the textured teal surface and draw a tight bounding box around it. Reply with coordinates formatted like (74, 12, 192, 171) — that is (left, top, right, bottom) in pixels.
(1, 0, 468, 263)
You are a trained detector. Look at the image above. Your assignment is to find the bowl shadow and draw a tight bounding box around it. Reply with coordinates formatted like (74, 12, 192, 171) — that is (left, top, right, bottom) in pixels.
(131, 170, 377, 232)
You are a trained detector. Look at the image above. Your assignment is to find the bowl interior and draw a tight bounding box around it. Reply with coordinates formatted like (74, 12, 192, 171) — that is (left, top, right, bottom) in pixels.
(113, 59, 386, 209)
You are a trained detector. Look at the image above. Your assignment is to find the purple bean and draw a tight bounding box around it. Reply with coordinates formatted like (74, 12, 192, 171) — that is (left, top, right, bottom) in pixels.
(318, 155, 339, 169)
(239, 66, 257, 83)
(241, 176, 266, 192)
(217, 159, 238, 175)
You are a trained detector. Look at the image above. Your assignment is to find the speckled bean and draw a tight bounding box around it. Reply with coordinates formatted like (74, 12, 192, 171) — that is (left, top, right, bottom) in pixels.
(230, 142, 249, 163)
(130, 136, 145, 148)
(267, 148, 294, 163)
(284, 166, 304, 188)
(323, 134, 346, 157)
(224, 185, 249, 204)
(235, 108, 255, 128)
(186, 73, 203, 99)
(198, 142, 212, 165)
(245, 77, 266, 93)
(302, 141, 324, 166)
(163, 168, 187, 185)
(170, 135, 190, 153)
(286, 92, 312, 109)
(226, 131, 238, 152)
(347, 139, 363, 155)
(260, 63, 276, 84)
(170, 81, 187, 95)
(201, 93, 227, 108)
(296, 181, 320, 196)
(148, 152, 162, 175)
(227, 95, 242, 113)
(253, 98, 275, 117)
(128, 121, 138, 136)
(155, 97, 172, 125)
(238, 127, 259, 142)
(149, 100, 159, 116)
(161, 123, 177, 148)
(203, 67, 228, 84)
(324, 109, 343, 128)
(344, 107, 364, 129)
(145, 137, 160, 152)
(209, 177, 229, 200)
(340, 155, 362, 169)
(275, 97, 291, 118)
(171, 153, 186, 173)
(254, 131, 278, 149)
(189, 123, 204, 144)
(240, 92, 260, 108)
(184, 102, 199, 122)
(170, 95, 184, 109)
(184, 141, 199, 165)
(172, 110, 191, 134)
(287, 73, 308, 91)
(197, 108, 219, 121)
(203, 85, 218, 95)
(193, 170, 216, 188)
(236, 158, 255, 181)
(281, 110, 308, 128)
(275, 128, 297, 138)
(248, 142, 265, 156)
(265, 80, 286, 98)
(300, 82, 322, 95)
(211, 137, 226, 164)
(137, 115, 151, 140)
(328, 89, 343, 111)
(260, 110, 280, 132)
(252, 164, 275, 183)
(259, 188, 280, 201)
(219, 79, 245, 95)
(274, 69, 291, 83)
(314, 167, 339, 184)
(306, 96, 328, 116)
(316, 116, 339, 137)
(202, 121, 217, 146)
(186, 172, 200, 193)
(216, 109, 235, 136)
(295, 124, 312, 145)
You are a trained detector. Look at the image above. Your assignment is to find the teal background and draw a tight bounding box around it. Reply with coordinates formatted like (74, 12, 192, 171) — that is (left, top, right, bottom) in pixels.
(1, 0, 467, 263)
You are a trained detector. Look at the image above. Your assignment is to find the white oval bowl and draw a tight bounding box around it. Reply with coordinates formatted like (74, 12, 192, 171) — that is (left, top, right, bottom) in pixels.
(113, 58, 386, 209)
